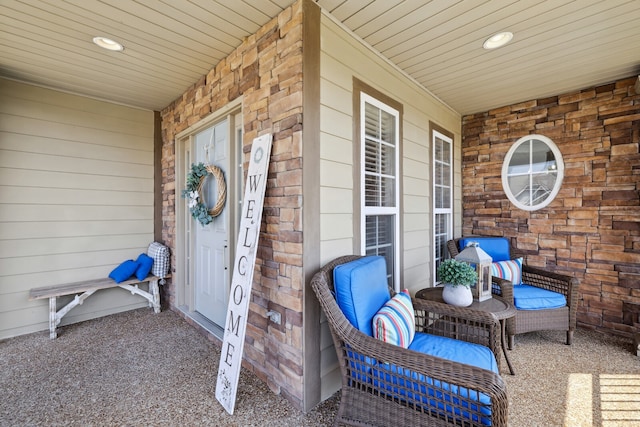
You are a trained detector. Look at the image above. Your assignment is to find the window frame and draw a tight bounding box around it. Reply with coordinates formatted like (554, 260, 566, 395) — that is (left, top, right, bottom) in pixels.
(360, 92, 401, 289)
(501, 134, 565, 211)
(432, 129, 453, 284)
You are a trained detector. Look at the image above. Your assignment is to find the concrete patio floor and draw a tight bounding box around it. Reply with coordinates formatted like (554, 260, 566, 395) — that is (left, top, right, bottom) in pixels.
(1, 308, 638, 426)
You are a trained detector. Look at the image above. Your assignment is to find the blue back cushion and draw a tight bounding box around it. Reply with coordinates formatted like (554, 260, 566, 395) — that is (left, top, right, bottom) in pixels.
(334, 256, 390, 336)
(459, 237, 511, 262)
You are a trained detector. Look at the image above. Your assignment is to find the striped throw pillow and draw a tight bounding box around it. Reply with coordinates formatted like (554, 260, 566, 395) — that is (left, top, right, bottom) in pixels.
(491, 258, 523, 285)
(372, 290, 415, 348)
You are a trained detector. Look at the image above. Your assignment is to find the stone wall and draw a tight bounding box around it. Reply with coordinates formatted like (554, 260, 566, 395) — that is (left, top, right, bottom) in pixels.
(462, 76, 640, 337)
(160, 1, 306, 408)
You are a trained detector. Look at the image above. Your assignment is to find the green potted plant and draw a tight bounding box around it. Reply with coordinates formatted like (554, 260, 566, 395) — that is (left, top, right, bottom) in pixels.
(436, 259, 478, 306)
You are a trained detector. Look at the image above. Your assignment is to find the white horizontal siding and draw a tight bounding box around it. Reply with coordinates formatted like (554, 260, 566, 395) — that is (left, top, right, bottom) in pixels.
(320, 159, 352, 189)
(0, 167, 150, 192)
(0, 204, 151, 222)
(319, 104, 352, 140)
(0, 219, 151, 240)
(0, 114, 152, 153)
(319, 132, 351, 160)
(319, 238, 353, 263)
(317, 14, 462, 399)
(0, 78, 155, 339)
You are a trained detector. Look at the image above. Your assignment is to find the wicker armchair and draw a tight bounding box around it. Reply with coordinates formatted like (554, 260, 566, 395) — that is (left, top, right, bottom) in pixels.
(311, 255, 508, 427)
(447, 237, 579, 349)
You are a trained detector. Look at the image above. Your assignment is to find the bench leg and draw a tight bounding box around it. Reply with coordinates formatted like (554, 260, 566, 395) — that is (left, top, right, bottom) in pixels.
(149, 278, 160, 313)
(118, 280, 160, 314)
(49, 290, 97, 339)
(49, 297, 57, 339)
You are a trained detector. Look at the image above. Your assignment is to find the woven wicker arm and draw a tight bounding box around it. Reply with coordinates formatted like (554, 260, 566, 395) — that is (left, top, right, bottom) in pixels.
(312, 256, 508, 427)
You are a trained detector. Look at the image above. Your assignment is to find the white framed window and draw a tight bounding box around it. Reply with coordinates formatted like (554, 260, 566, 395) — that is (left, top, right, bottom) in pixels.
(502, 134, 564, 211)
(433, 130, 453, 284)
(361, 93, 400, 288)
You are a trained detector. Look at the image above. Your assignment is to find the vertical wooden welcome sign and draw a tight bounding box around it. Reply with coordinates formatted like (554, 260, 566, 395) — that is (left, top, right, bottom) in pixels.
(215, 133, 272, 414)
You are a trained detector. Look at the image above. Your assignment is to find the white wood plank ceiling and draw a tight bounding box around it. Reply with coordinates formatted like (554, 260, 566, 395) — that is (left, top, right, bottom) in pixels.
(1, 0, 639, 115)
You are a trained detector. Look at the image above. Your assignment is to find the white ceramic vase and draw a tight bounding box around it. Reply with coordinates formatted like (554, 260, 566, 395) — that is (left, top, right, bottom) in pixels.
(442, 284, 473, 307)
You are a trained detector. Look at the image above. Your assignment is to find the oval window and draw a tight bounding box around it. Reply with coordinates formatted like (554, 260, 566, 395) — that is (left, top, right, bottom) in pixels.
(501, 134, 564, 211)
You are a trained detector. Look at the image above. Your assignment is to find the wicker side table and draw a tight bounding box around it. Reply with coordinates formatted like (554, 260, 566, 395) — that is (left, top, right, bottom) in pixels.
(415, 286, 517, 375)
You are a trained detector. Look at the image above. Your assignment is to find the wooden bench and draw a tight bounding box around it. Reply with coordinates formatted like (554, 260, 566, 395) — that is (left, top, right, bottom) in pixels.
(29, 274, 168, 339)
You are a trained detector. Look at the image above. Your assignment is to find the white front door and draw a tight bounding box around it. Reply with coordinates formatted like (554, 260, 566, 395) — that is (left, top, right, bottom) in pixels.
(193, 120, 229, 326)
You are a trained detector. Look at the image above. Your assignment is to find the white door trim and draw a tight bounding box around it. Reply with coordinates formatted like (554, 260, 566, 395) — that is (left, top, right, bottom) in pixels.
(174, 99, 242, 331)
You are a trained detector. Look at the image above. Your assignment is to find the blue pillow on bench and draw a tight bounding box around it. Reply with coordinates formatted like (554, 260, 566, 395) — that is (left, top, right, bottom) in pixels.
(109, 260, 138, 283)
(135, 253, 154, 281)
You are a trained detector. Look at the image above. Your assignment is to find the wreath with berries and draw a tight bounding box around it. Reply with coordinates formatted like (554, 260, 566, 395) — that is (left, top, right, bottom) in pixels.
(182, 162, 227, 225)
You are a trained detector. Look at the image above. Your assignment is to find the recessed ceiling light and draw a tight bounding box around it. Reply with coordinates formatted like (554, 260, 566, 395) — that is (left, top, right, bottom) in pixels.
(92, 36, 124, 52)
(483, 31, 513, 50)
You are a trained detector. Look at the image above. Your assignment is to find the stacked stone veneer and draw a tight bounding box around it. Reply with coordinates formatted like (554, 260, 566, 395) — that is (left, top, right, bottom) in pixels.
(160, 2, 306, 408)
(462, 76, 640, 338)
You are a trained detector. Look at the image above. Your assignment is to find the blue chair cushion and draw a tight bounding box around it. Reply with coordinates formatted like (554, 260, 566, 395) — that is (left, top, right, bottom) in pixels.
(374, 333, 498, 425)
(345, 347, 377, 385)
(373, 362, 494, 425)
(408, 332, 498, 373)
(513, 284, 567, 310)
(459, 237, 511, 262)
(108, 260, 137, 283)
(134, 253, 154, 281)
(334, 256, 390, 336)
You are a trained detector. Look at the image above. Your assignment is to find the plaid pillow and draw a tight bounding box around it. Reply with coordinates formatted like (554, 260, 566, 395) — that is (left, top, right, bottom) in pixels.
(491, 257, 523, 285)
(372, 290, 415, 348)
(147, 242, 170, 282)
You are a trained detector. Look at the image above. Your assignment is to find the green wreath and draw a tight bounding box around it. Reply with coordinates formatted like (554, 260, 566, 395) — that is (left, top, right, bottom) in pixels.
(182, 162, 227, 225)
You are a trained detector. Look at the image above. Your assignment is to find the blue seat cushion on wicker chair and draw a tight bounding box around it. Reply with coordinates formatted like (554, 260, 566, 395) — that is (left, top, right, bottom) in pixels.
(334, 256, 391, 336)
(513, 284, 567, 310)
(374, 334, 497, 425)
(344, 345, 377, 384)
(373, 363, 494, 425)
(373, 364, 494, 425)
(459, 237, 511, 262)
(408, 332, 498, 373)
